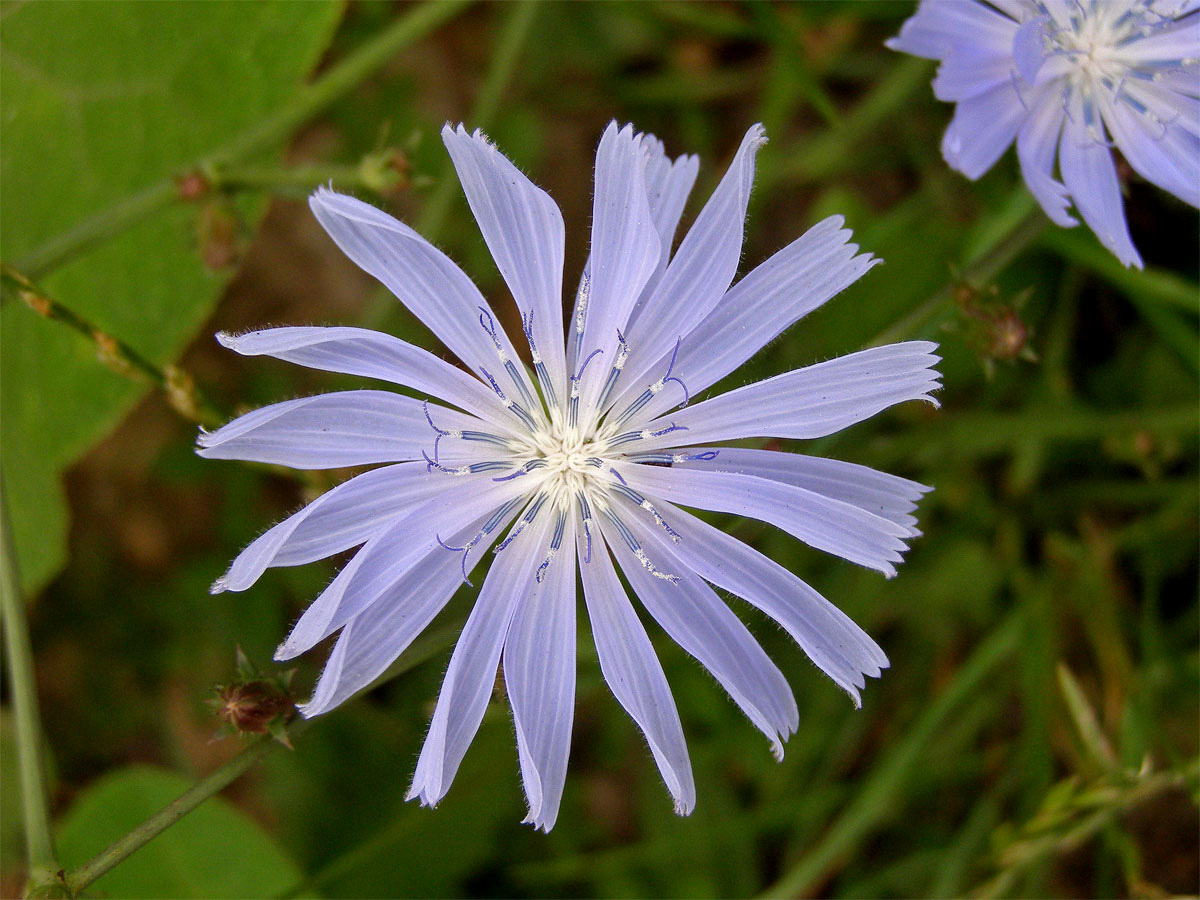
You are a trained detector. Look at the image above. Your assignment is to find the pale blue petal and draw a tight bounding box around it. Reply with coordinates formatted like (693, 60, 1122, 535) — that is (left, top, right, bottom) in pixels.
(639, 499, 888, 706)
(608, 514, 797, 759)
(215, 461, 440, 594)
(504, 516, 576, 832)
(1059, 94, 1142, 268)
(617, 463, 915, 578)
(934, 45, 1019, 102)
(308, 188, 533, 402)
(297, 501, 518, 717)
(216, 327, 519, 433)
(1012, 17, 1050, 85)
(441, 124, 568, 397)
(642, 136, 700, 284)
(276, 478, 525, 660)
(1018, 89, 1078, 226)
(624, 216, 878, 423)
(616, 125, 767, 399)
(196, 391, 482, 468)
(1103, 91, 1200, 208)
(563, 131, 693, 374)
(636, 342, 942, 449)
(941, 80, 1027, 179)
(574, 123, 662, 410)
(1121, 13, 1200, 62)
(577, 524, 694, 815)
(885, 0, 1018, 60)
(672, 448, 931, 534)
(408, 511, 554, 808)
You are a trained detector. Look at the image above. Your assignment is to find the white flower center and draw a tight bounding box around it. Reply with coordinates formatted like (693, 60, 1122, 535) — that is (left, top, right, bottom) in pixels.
(523, 420, 611, 508)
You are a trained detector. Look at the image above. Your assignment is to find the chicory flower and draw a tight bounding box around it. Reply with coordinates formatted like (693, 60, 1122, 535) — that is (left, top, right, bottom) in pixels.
(200, 122, 940, 829)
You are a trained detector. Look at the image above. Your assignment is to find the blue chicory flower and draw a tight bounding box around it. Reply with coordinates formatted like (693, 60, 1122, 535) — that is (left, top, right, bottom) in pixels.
(888, 0, 1200, 268)
(199, 122, 941, 830)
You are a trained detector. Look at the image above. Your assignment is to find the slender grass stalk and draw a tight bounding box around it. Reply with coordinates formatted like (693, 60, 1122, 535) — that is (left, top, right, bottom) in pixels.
(776, 56, 932, 184)
(759, 611, 1025, 899)
(14, 0, 472, 280)
(0, 478, 60, 887)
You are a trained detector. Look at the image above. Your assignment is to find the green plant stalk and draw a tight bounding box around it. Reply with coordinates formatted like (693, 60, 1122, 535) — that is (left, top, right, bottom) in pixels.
(417, 0, 540, 241)
(14, 0, 473, 280)
(1039, 226, 1200, 313)
(759, 611, 1026, 899)
(0, 266, 223, 428)
(51, 612, 466, 898)
(0, 477, 60, 885)
(60, 733, 279, 897)
(972, 758, 1200, 898)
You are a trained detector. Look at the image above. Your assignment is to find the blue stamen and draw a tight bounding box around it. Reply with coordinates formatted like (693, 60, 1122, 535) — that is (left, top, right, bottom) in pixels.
(569, 348, 604, 427)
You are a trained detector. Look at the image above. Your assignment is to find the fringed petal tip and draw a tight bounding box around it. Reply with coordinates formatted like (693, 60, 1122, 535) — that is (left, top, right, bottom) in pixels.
(404, 783, 442, 809)
(273, 639, 304, 663)
(672, 795, 696, 817)
(214, 329, 277, 354)
(521, 809, 558, 834)
(208, 575, 229, 595)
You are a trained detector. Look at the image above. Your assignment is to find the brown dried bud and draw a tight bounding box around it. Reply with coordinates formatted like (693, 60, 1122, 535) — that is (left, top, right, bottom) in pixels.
(164, 365, 203, 422)
(212, 680, 293, 735)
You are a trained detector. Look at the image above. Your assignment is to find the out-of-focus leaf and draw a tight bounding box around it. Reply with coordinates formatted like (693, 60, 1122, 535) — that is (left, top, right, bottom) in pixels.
(0, 1, 342, 594)
(55, 764, 303, 899)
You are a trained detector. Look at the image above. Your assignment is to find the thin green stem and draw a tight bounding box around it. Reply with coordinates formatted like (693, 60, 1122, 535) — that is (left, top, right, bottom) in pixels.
(205, 159, 405, 199)
(759, 612, 1025, 899)
(869, 204, 1048, 347)
(0, 266, 223, 428)
(14, 0, 472, 280)
(61, 733, 280, 897)
(0, 476, 59, 885)
(52, 611, 466, 898)
(417, 0, 539, 241)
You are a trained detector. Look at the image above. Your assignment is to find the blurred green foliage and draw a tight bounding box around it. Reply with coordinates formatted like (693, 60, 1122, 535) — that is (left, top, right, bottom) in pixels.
(1, 1, 1197, 898)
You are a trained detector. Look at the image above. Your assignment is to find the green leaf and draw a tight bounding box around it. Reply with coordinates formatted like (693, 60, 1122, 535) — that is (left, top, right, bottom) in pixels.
(55, 764, 303, 899)
(0, 1, 343, 594)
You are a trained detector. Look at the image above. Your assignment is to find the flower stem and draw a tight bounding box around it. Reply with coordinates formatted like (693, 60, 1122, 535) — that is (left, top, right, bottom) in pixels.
(59, 732, 282, 897)
(0, 477, 60, 887)
(13, 0, 473, 280)
(49, 613, 466, 898)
